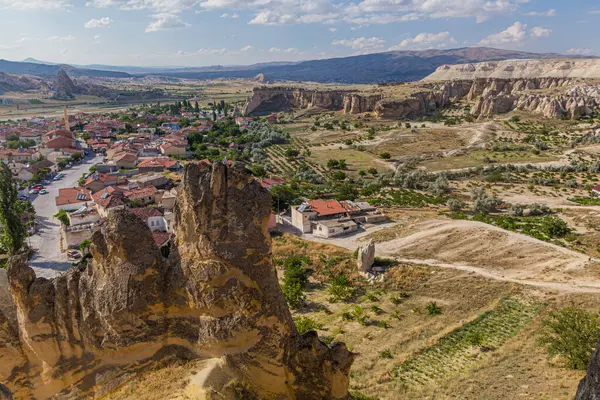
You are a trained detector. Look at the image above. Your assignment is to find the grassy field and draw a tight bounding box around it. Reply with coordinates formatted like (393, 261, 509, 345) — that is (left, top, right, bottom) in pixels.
(308, 147, 391, 174)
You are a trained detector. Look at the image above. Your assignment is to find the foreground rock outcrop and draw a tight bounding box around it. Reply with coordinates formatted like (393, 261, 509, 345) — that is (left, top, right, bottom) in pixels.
(0, 163, 353, 399)
(357, 241, 375, 273)
(575, 343, 600, 400)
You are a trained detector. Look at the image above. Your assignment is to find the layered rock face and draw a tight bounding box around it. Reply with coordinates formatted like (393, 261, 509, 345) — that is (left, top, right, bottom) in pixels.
(243, 86, 381, 116)
(424, 59, 600, 81)
(0, 163, 353, 399)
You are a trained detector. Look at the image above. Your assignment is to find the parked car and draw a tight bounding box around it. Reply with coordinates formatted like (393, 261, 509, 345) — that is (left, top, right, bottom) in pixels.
(67, 250, 81, 259)
(39, 189, 48, 195)
(28, 189, 39, 195)
(31, 185, 43, 190)
(42, 180, 50, 185)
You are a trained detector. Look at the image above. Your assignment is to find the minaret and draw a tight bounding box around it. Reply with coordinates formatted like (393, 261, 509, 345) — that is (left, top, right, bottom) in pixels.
(63, 106, 71, 135)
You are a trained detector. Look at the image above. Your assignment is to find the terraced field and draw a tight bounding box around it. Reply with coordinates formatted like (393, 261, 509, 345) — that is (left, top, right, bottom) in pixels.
(392, 297, 541, 386)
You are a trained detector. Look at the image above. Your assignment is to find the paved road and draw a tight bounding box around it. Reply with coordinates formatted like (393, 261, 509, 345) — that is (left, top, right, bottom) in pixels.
(28, 155, 103, 279)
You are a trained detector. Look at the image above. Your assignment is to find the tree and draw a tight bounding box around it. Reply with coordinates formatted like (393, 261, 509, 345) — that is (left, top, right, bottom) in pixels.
(54, 209, 70, 226)
(380, 152, 391, 160)
(0, 163, 26, 256)
(338, 159, 347, 170)
(79, 239, 92, 254)
(538, 306, 600, 370)
(327, 159, 339, 169)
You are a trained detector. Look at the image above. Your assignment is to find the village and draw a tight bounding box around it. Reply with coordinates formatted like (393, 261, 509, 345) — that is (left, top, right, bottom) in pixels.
(0, 102, 387, 276)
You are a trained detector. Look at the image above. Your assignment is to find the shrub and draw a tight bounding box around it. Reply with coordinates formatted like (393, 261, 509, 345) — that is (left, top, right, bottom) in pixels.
(379, 349, 393, 359)
(426, 302, 442, 316)
(471, 187, 501, 214)
(379, 152, 391, 160)
(377, 321, 390, 329)
(538, 306, 600, 370)
(428, 174, 450, 196)
(370, 305, 383, 315)
(281, 256, 310, 309)
(294, 316, 323, 335)
(327, 274, 354, 303)
(446, 198, 465, 211)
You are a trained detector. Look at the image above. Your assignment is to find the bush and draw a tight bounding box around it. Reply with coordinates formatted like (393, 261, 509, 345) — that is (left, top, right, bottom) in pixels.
(327, 274, 354, 303)
(447, 198, 465, 211)
(379, 349, 393, 359)
(294, 316, 323, 335)
(379, 152, 391, 160)
(426, 302, 442, 316)
(471, 187, 501, 214)
(281, 256, 310, 309)
(538, 306, 600, 370)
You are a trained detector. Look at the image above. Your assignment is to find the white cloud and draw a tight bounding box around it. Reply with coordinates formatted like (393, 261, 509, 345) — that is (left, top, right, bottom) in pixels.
(479, 22, 551, 46)
(0, 0, 71, 10)
(388, 31, 456, 50)
(567, 48, 594, 55)
(86, 0, 199, 13)
(145, 13, 190, 32)
(329, 27, 337, 32)
(530, 26, 551, 38)
(220, 12, 239, 18)
(84, 17, 113, 28)
(240, 45, 253, 51)
(389, 32, 456, 51)
(331, 36, 386, 52)
(249, 10, 299, 25)
(524, 9, 556, 17)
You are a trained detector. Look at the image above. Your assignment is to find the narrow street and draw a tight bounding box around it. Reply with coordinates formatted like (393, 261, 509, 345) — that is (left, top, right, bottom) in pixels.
(28, 154, 103, 279)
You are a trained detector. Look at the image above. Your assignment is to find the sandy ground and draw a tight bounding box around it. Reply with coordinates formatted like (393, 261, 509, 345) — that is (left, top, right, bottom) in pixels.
(298, 218, 600, 293)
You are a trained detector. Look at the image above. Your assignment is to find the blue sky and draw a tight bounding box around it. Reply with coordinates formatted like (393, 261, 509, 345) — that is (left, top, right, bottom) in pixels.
(0, 0, 597, 67)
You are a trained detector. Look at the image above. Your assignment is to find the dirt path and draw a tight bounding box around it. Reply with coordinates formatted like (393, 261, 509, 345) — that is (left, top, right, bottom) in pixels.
(300, 220, 600, 293)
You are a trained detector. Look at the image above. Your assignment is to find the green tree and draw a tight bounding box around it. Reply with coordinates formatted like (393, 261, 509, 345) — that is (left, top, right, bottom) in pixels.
(0, 164, 26, 256)
(380, 152, 391, 160)
(79, 239, 92, 254)
(538, 306, 600, 370)
(54, 209, 70, 226)
(281, 256, 310, 309)
(338, 159, 347, 170)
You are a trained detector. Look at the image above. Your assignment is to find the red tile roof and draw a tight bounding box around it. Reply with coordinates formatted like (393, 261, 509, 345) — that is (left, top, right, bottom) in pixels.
(93, 191, 126, 209)
(55, 188, 93, 206)
(138, 157, 179, 169)
(131, 207, 163, 221)
(123, 185, 158, 200)
(307, 199, 347, 217)
(152, 231, 170, 247)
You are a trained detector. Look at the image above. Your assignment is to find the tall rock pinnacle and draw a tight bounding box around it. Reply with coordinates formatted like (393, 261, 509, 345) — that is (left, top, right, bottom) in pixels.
(0, 162, 354, 399)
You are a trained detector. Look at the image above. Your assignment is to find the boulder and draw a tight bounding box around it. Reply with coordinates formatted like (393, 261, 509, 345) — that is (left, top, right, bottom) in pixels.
(0, 385, 11, 400)
(357, 240, 375, 272)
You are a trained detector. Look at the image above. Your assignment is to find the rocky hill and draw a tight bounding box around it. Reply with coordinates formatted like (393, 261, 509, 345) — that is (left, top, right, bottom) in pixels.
(424, 59, 600, 81)
(0, 59, 131, 78)
(152, 47, 579, 84)
(52, 68, 77, 99)
(0, 163, 353, 399)
(244, 77, 600, 120)
(0, 72, 44, 95)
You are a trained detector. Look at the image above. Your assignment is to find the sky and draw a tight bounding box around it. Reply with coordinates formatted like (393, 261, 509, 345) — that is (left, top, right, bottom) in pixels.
(0, 0, 598, 67)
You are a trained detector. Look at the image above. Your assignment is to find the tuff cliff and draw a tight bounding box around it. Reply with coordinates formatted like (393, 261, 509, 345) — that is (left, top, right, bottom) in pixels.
(0, 163, 354, 399)
(243, 86, 382, 116)
(423, 59, 600, 81)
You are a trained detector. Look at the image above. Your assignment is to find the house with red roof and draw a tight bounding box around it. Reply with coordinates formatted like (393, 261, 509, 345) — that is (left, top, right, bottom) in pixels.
(131, 207, 168, 232)
(0, 149, 36, 162)
(83, 173, 123, 193)
(55, 188, 93, 211)
(46, 136, 76, 150)
(138, 157, 181, 173)
(123, 185, 158, 206)
(160, 141, 187, 157)
(92, 189, 127, 218)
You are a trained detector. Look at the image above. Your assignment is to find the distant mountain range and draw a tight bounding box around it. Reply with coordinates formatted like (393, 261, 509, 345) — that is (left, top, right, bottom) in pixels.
(4, 47, 596, 84)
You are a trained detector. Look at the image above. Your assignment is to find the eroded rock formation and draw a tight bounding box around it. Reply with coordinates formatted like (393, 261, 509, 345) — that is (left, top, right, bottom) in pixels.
(243, 86, 381, 116)
(244, 77, 600, 121)
(357, 241, 375, 273)
(0, 163, 353, 399)
(52, 69, 76, 100)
